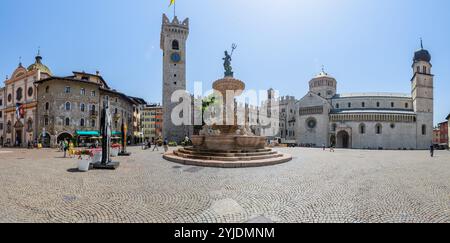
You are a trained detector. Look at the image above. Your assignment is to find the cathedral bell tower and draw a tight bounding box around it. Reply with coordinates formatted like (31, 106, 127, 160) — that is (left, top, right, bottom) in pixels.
(411, 39, 433, 149)
(160, 14, 189, 143)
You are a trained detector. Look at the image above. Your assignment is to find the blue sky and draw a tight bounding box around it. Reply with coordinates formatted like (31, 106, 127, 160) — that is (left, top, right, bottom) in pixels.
(0, 0, 449, 124)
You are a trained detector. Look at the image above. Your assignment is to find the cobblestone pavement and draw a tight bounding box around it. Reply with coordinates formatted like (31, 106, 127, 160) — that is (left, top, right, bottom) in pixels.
(0, 147, 448, 223)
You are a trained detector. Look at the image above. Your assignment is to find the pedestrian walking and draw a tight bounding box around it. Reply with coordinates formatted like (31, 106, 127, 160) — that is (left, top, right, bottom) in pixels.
(152, 137, 160, 151)
(322, 143, 326, 151)
(163, 138, 169, 153)
(430, 144, 434, 157)
(330, 142, 335, 152)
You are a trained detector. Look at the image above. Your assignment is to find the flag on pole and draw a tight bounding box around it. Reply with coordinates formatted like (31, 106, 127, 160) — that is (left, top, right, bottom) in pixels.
(16, 103, 25, 119)
(169, 0, 175, 7)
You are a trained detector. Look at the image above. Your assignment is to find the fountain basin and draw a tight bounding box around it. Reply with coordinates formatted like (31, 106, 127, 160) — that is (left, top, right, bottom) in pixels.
(235, 136, 266, 149)
(192, 135, 266, 152)
(191, 136, 205, 146)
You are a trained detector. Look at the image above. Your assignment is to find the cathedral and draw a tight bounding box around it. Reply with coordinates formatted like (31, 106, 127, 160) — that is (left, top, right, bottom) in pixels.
(294, 43, 434, 150)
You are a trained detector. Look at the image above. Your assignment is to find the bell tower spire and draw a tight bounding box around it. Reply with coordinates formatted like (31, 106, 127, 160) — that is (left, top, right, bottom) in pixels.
(411, 39, 433, 149)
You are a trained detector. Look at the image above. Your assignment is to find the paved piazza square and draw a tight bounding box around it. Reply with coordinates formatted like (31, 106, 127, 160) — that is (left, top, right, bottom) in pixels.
(0, 147, 448, 223)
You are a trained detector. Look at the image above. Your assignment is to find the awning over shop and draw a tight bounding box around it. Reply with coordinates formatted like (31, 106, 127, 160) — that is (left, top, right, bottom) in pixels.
(112, 131, 122, 136)
(76, 131, 100, 136)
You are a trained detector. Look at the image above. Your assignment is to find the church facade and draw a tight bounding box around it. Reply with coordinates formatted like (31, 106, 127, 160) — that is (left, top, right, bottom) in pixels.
(295, 45, 434, 150)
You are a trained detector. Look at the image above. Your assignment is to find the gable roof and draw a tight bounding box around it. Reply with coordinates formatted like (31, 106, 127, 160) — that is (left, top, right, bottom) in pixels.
(297, 91, 330, 107)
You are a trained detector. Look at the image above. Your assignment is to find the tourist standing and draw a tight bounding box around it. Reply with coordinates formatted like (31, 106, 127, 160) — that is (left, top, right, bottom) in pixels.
(322, 144, 326, 151)
(330, 142, 335, 152)
(184, 135, 190, 147)
(63, 139, 69, 158)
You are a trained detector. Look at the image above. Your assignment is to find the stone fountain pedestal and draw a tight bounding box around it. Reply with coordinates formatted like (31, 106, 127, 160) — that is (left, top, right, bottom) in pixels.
(164, 76, 292, 168)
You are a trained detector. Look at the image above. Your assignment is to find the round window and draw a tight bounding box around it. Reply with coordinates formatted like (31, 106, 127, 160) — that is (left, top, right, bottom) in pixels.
(306, 118, 317, 129)
(7, 94, 12, 102)
(390, 123, 395, 129)
(28, 87, 33, 97)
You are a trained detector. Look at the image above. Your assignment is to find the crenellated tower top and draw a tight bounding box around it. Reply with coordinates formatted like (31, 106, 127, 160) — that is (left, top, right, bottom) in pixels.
(160, 14, 189, 50)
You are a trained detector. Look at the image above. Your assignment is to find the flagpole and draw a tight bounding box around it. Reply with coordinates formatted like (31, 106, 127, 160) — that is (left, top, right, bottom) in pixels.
(174, 1, 176, 18)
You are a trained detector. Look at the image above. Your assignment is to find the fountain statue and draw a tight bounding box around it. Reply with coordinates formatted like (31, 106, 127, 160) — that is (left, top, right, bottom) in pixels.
(164, 45, 292, 168)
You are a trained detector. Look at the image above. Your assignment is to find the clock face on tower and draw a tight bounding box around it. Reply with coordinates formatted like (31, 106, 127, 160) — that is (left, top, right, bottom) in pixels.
(171, 52, 181, 63)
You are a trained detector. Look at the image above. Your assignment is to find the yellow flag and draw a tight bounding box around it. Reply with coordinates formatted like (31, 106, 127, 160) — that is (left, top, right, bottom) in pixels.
(169, 0, 175, 7)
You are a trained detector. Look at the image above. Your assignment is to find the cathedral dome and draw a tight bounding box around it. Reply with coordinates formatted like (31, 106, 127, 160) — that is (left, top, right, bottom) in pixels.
(414, 49, 431, 63)
(27, 55, 52, 75)
(313, 68, 336, 80)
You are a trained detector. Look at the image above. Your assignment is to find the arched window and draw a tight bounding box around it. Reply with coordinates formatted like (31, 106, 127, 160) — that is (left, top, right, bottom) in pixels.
(391, 102, 395, 108)
(45, 102, 49, 111)
(172, 40, 179, 50)
(16, 88, 23, 101)
(362, 102, 365, 108)
(405, 103, 409, 109)
(359, 123, 366, 134)
(376, 124, 382, 134)
(336, 103, 340, 109)
(45, 86, 50, 93)
(422, 125, 426, 135)
(65, 118, 70, 126)
(65, 102, 71, 111)
(80, 119, 85, 127)
(28, 87, 33, 97)
(91, 119, 96, 128)
(91, 105, 96, 112)
(423, 66, 427, 74)
(348, 103, 352, 108)
(80, 104, 85, 112)
(376, 102, 380, 108)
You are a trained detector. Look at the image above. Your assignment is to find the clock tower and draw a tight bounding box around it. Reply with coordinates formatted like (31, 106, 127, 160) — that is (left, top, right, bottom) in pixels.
(160, 13, 189, 143)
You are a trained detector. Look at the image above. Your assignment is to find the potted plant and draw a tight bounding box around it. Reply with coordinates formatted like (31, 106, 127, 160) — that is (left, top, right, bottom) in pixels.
(110, 143, 121, 157)
(75, 150, 93, 172)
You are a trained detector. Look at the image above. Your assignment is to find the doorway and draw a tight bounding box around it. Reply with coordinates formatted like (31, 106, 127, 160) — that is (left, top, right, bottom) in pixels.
(337, 130, 350, 148)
